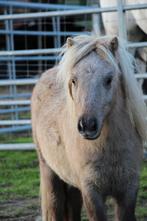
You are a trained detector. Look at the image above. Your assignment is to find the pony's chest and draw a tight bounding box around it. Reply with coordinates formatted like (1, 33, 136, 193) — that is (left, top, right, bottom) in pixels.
(93, 146, 140, 195)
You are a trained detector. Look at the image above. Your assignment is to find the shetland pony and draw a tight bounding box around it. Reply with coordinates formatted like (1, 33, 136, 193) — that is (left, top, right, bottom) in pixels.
(31, 35, 147, 221)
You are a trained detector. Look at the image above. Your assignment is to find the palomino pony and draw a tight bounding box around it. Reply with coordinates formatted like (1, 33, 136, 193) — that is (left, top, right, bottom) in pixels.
(31, 35, 147, 221)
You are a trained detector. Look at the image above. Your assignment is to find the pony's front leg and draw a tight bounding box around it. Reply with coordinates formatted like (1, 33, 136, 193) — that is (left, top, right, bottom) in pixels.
(39, 157, 66, 221)
(81, 184, 107, 221)
(65, 186, 82, 221)
(114, 188, 138, 221)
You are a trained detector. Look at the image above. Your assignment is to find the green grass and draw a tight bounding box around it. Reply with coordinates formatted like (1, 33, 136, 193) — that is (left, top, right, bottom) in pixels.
(0, 149, 146, 220)
(0, 151, 39, 200)
(0, 135, 32, 144)
(137, 161, 147, 219)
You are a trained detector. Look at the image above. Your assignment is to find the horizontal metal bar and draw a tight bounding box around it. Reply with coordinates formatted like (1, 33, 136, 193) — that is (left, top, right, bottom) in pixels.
(0, 4, 146, 21)
(127, 42, 147, 48)
(0, 107, 30, 114)
(3, 115, 147, 125)
(0, 144, 146, 154)
(0, 30, 87, 36)
(0, 125, 31, 134)
(0, 75, 146, 86)
(0, 7, 116, 21)
(135, 73, 147, 79)
(0, 43, 146, 57)
(0, 1, 87, 10)
(0, 76, 146, 87)
(0, 143, 35, 150)
(0, 79, 38, 86)
(2, 98, 147, 105)
(0, 56, 59, 61)
(0, 120, 31, 125)
(0, 42, 146, 57)
(143, 95, 147, 101)
(0, 100, 30, 105)
(2, 117, 147, 126)
(0, 144, 146, 156)
(0, 93, 31, 99)
(0, 48, 62, 56)
(0, 95, 146, 106)
(124, 3, 147, 11)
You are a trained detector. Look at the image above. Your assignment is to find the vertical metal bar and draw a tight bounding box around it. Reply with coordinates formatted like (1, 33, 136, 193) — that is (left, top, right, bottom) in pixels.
(4, 9, 12, 93)
(117, 0, 127, 40)
(52, 17, 57, 49)
(92, 13, 101, 35)
(91, 0, 101, 35)
(56, 16, 61, 48)
(9, 6, 18, 120)
(4, 8, 15, 122)
(38, 11, 43, 75)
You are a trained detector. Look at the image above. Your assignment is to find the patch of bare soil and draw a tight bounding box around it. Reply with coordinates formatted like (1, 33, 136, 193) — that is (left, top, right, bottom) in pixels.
(0, 198, 40, 221)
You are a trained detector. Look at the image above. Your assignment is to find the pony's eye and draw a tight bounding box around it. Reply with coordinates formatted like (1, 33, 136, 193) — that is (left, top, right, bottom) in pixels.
(71, 78, 77, 86)
(69, 77, 77, 99)
(104, 76, 113, 88)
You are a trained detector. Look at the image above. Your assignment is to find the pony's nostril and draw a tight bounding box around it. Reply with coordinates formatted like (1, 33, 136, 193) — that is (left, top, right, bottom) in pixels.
(78, 118, 85, 133)
(78, 116, 99, 139)
(78, 117, 98, 134)
(88, 118, 98, 132)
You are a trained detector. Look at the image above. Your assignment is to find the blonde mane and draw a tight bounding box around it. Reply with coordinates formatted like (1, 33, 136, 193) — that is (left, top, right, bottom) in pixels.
(57, 35, 147, 142)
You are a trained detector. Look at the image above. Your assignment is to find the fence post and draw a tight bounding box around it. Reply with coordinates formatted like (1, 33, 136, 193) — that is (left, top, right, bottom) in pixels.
(117, 0, 127, 40)
(89, 0, 102, 35)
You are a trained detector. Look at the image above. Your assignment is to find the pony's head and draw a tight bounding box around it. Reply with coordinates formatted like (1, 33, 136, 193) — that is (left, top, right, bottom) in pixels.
(58, 35, 147, 142)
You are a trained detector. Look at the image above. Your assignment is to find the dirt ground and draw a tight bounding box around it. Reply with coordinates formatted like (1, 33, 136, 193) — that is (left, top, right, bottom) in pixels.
(0, 198, 40, 221)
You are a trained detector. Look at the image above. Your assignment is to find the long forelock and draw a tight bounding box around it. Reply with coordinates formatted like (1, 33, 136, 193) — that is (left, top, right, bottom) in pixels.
(57, 35, 118, 84)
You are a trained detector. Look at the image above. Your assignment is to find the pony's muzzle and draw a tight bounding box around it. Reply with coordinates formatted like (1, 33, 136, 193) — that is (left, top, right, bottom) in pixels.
(78, 116, 99, 140)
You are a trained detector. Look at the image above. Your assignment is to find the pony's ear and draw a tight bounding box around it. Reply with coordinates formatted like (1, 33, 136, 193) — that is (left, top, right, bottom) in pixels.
(66, 37, 74, 48)
(109, 37, 118, 55)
